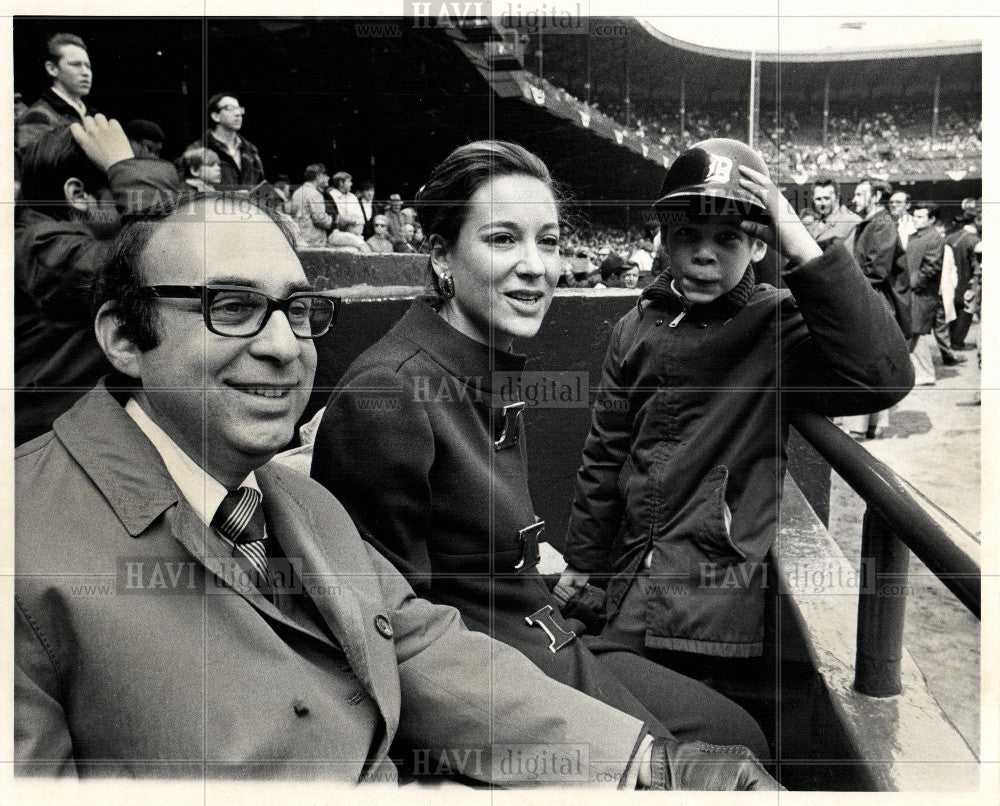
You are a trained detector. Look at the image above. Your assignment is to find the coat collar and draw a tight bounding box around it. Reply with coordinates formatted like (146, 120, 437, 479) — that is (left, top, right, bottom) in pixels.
(394, 297, 527, 393)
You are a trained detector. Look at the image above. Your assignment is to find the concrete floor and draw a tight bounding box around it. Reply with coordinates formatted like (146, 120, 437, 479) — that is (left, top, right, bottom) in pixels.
(826, 323, 982, 755)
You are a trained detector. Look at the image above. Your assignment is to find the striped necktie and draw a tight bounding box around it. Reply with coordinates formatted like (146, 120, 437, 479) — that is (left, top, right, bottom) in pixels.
(212, 487, 270, 594)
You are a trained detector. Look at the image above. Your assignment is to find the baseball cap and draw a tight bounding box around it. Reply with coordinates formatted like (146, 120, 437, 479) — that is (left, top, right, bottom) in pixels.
(654, 138, 770, 225)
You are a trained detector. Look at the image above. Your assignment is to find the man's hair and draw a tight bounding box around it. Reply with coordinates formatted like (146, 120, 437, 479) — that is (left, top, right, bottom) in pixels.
(304, 163, 327, 182)
(45, 33, 87, 64)
(181, 146, 217, 176)
(913, 201, 940, 221)
(331, 171, 352, 188)
(862, 178, 893, 205)
(359, 181, 375, 193)
(125, 119, 165, 145)
(207, 92, 237, 116)
(275, 174, 291, 185)
(96, 193, 298, 351)
(813, 176, 838, 194)
(17, 124, 107, 217)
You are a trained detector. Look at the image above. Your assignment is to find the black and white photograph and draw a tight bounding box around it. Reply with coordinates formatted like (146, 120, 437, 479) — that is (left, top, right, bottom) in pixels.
(3, 0, 993, 800)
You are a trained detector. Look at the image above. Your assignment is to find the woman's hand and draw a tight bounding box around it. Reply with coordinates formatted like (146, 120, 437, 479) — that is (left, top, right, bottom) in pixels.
(553, 565, 591, 606)
(737, 164, 822, 267)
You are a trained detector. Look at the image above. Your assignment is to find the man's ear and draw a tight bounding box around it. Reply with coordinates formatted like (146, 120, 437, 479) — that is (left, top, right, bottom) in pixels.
(63, 177, 91, 212)
(44, 59, 59, 80)
(94, 301, 144, 380)
(428, 234, 450, 282)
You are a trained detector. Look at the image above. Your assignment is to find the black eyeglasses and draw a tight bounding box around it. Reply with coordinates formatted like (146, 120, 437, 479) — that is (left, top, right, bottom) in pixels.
(143, 285, 339, 339)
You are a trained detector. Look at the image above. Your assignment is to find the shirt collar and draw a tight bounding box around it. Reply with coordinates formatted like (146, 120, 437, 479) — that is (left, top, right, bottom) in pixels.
(51, 85, 86, 117)
(125, 398, 259, 527)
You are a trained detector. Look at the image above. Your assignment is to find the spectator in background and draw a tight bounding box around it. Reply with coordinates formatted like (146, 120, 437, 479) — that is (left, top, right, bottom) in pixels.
(124, 119, 165, 158)
(358, 181, 376, 236)
(17, 33, 94, 152)
(393, 222, 417, 253)
(328, 214, 372, 252)
(15, 115, 182, 445)
(889, 191, 917, 250)
(843, 178, 911, 438)
(272, 174, 292, 213)
(401, 207, 426, 251)
(384, 193, 405, 242)
(289, 163, 333, 248)
(804, 178, 860, 246)
(366, 214, 395, 253)
(185, 93, 266, 190)
(621, 256, 642, 288)
(329, 172, 365, 232)
(946, 212, 982, 349)
(907, 202, 963, 385)
(179, 146, 222, 193)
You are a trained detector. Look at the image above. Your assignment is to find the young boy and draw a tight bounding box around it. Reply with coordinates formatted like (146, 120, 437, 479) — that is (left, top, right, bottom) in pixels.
(554, 139, 914, 687)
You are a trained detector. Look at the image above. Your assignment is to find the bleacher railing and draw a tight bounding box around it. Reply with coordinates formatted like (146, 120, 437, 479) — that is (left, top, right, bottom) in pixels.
(790, 410, 980, 697)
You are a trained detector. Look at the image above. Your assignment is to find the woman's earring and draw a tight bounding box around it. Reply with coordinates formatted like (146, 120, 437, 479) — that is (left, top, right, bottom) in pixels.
(439, 274, 455, 299)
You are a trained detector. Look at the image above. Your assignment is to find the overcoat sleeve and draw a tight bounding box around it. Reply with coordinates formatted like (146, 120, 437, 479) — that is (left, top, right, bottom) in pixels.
(14, 595, 78, 778)
(562, 314, 635, 574)
(312, 368, 437, 594)
(363, 544, 646, 786)
(780, 241, 915, 415)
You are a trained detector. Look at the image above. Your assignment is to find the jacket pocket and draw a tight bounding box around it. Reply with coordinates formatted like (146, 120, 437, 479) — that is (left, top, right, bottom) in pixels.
(690, 465, 746, 565)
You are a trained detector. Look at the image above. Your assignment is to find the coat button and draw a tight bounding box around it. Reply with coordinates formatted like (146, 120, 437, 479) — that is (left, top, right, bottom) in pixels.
(293, 701, 309, 717)
(655, 318, 664, 326)
(374, 614, 394, 638)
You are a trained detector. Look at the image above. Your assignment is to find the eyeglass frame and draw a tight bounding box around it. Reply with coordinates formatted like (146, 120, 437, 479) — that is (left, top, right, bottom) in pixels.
(142, 284, 340, 339)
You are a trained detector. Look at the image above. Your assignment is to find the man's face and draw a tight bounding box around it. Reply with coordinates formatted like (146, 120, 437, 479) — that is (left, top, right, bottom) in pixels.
(665, 218, 766, 305)
(46, 44, 91, 99)
(401, 223, 415, 242)
(812, 185, 838, 217)
(213, 96, 244, 132)
(131, 203, 317, 482)
(372, 216, 389, 237)
(912, 208, 935, 231)
(389, 195, 402, 211)
(361, 187, 375, 202)
(317, 172, 330, 190)
(853, 183, 875, 216)
(888, 193, 909, 221)
(339, 177, 352, 193)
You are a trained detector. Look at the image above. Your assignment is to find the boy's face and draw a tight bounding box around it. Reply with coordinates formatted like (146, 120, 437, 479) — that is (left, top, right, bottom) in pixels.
(665, 218, 766, 304)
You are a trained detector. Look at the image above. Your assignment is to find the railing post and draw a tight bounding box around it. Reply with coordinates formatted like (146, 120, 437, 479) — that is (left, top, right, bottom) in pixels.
(854, 508, 910, 697)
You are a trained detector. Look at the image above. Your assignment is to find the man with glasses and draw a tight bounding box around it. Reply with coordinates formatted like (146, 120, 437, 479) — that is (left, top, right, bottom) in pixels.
(185, 92, 266, 190)
(13, 193, 779, 790)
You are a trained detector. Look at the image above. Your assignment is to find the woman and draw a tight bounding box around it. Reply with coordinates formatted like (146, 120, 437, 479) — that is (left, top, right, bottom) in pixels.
(310, 141, 768, 758)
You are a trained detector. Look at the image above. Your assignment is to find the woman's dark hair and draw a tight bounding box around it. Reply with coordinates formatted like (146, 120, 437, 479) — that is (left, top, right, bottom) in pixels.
(414, 140, 561, 297)
(96, 192, 298, 351)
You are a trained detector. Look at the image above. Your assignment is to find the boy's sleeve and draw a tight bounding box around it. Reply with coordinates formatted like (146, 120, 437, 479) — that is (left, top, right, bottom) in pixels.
(780, 241, 915, 416)
(563, 315, 635, 573)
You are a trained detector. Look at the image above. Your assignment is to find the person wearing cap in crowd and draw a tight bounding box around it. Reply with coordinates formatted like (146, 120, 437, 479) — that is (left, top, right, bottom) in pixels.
(554, 139, 914, 734)
(124, 119, 165, 158)
(384, 193, 405, 242)
(365, 214, 395, 254)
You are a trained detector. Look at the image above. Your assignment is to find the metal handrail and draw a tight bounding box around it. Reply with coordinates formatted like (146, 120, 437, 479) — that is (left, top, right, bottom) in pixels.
(789, 409, 981, 697)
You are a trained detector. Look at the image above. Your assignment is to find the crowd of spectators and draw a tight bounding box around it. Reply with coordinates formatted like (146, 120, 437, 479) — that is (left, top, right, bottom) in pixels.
(526, 73, 980, 182)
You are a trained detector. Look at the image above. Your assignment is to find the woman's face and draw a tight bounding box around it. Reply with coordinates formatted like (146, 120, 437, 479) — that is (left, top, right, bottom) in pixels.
(438, 174, 560, 348)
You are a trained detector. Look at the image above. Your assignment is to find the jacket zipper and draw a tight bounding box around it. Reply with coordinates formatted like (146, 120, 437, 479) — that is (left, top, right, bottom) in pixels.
(668, 307, 688, 327)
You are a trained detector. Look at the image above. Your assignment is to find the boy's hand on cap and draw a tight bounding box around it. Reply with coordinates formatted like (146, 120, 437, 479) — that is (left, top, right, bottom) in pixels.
(738, 165, 822, 267)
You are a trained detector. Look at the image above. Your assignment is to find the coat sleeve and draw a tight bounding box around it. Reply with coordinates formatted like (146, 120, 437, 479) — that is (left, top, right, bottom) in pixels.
(363, 544, 646, 787)
(311, 367, 437, 594)
(852, 214, 899, 283)
(911, 237, 944, 294)
(780, 241, 915, 415)
(562, 314, 635, 574)
(14, 595, 78, 778)
(16, 158, 184, 321)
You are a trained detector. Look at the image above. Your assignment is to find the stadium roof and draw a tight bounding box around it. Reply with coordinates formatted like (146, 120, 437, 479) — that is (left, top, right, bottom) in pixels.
(639, 17, 982, 62)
